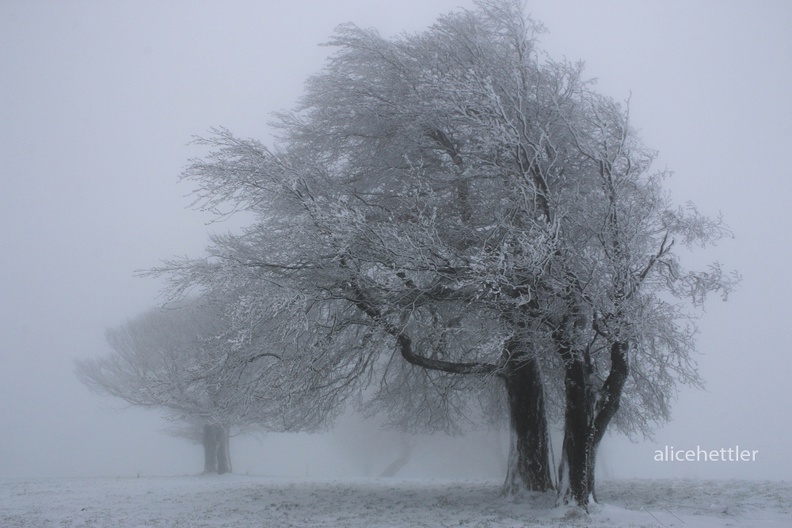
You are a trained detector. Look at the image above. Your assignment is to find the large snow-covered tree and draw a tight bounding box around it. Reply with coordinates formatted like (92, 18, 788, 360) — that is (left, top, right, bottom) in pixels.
(153, 0, 737, 505)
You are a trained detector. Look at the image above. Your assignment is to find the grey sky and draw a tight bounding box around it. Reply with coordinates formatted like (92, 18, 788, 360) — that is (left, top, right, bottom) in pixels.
(1, 1, 790, 479)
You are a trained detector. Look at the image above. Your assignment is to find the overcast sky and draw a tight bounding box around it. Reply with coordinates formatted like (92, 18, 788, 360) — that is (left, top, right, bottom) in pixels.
(2, 0, 791, 480)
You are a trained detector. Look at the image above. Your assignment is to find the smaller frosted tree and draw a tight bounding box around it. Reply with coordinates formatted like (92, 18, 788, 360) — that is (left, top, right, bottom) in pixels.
(76, 300, 243, 474)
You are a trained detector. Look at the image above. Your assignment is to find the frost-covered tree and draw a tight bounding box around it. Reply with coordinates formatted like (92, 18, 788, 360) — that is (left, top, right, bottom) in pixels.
(76, 300, 246, 474)
(153, 0, 737, 506)
(533, 93, 737, 507)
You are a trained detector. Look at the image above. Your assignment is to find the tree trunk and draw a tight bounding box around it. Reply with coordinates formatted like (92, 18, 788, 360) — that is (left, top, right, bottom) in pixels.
(586, 441, 599, 504)
(556, 359, 594, 508)
(379, 437, 413, 477)
(202, 424, 232, 475)
(203, 425, 218, 474)
(556, 340, 629, 509)
(586, 339, 629, 504)
(502, 356, 554, 495)
(217, 426, 232, 474)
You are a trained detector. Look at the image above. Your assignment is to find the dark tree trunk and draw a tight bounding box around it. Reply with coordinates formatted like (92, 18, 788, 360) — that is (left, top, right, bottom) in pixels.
(217, 427, 231, 474)
(556, 340, 629, 509)
(586, 442, 599, 504)
(557, 359, 594, 508)
(203, 425, 218, 474)
(202, 425, 232, 475)
(587, 339, 629, 504)
(502, 356, 554, 494)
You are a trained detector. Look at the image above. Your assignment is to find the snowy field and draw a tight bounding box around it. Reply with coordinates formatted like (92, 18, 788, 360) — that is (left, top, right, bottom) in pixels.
(1, 475, 790, 527)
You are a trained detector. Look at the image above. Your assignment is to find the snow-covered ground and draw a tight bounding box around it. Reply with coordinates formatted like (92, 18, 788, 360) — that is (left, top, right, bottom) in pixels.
(1, 475, 790, 527)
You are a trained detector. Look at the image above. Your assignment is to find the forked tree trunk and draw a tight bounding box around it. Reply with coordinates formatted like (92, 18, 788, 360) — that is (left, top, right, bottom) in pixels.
(556, 341, 629, 509)
(502, 356, 554, 495)
(202, 424, 232, 474)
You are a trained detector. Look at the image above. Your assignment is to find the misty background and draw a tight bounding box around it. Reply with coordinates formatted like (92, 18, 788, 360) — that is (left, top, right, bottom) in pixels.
(2, 0, 790, 481)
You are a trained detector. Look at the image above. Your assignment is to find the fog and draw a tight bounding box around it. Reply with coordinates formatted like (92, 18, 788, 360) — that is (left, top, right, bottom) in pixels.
(2, 1, 790, 482)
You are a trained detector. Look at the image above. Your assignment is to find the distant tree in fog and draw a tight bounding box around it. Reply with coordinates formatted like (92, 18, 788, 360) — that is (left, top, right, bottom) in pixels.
(76, 300, 241, 474)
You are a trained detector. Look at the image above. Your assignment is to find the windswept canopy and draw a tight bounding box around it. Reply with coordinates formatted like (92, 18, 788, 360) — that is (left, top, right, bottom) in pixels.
(147, 0, 737, 504)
